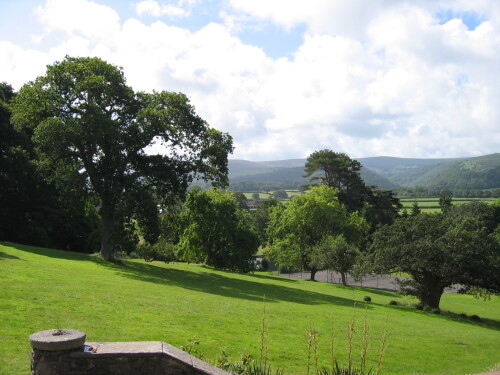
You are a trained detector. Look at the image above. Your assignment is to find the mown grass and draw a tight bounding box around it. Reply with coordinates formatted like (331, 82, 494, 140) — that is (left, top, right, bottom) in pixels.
(1, 242, 499, 375)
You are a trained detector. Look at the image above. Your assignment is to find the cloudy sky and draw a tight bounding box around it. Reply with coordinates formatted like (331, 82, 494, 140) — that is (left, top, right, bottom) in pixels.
(1, 0, 499, 161)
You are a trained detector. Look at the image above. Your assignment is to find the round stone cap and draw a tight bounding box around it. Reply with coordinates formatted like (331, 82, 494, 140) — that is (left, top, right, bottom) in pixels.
(30, 329, 86, 351)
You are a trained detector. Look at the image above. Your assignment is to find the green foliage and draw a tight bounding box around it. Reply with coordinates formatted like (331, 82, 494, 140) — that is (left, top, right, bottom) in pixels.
(136, 238, 177, 262)
(273, 190, 288, 199)
(367, 204, 500, 308)
(410, 201, 421, 216)
(0, 82, 100, 251)
(267, 185, 368, 280)
(362, 189, 402, 232)
(311, 235, 360, 286)
(439, 192, 453, 213)
(177, 188, 259, 271)
(234, 191, 249, 209)
(180, 337, 203, 359)
(304, 150, 369, 212)
(12, 56, 233, 259)
(251, 198, 282, 247)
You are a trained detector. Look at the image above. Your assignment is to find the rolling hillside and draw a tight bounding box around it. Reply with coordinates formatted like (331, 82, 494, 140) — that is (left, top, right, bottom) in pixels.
(228, 153, 500, 190)
(1, 242, 500, 375)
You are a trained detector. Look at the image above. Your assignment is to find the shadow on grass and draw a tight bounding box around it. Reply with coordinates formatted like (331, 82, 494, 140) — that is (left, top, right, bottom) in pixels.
(0, 250, 22, 260)
(7, 242, 366, 307)
(382, 301, 500, 331)
(2, 242, 91, 261)
(96, 258, 366, 308)
(348, 286, 400, 297)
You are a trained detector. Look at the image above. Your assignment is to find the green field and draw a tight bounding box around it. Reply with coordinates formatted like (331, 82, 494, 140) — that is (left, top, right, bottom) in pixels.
(243, 190, 303, 200)
(1, 242, 499, 374)
(399, 198, 496, 213)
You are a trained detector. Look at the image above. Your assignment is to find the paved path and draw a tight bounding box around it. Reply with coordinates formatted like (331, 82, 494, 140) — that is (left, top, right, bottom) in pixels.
(277, 270, 460, 294)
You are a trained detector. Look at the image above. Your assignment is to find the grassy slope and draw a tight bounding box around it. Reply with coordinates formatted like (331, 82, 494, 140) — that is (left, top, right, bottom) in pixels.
(1, 242, 499, 375)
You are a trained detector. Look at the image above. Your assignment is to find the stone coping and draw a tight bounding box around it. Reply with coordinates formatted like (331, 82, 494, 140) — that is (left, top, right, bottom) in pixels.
(70, 341, 230, 375)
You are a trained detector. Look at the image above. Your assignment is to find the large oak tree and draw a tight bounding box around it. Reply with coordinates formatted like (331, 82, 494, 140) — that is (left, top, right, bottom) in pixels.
(368, 204, 500, 308)
(12, 56, 233, 260)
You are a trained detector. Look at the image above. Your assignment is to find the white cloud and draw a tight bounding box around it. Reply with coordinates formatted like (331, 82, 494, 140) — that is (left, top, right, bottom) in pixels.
(36, 0, 120, 43)
(135, 0, 190, 18)
(1, 0, 499, 160)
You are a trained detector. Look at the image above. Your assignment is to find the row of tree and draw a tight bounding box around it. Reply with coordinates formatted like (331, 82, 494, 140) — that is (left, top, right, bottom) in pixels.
(395, 186, 500, 198)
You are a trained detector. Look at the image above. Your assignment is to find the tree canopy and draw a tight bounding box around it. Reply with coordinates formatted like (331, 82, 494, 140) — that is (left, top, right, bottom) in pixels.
(176, 188, 259, 271)
(367, 203, 500, 308)
(12, 56, 233, 260)
(304, 149, 369, 212)
(267, 185, 368, 280)
(311, 234, 359, 285)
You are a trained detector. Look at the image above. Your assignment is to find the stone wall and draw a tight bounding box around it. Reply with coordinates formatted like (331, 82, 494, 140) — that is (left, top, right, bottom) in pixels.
(30, 329, 230, 375)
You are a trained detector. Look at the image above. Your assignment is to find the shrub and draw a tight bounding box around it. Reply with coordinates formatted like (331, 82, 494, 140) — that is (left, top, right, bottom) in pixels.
(136, 238, 176, 263)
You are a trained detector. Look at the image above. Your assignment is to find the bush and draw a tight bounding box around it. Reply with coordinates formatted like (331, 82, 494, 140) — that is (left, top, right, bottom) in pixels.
(363, 296, 371, 302)
(136, 238, 177, 263)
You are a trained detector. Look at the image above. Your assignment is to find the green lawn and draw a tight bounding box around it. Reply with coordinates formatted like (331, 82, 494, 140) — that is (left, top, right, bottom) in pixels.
(1, 242, 499, 374)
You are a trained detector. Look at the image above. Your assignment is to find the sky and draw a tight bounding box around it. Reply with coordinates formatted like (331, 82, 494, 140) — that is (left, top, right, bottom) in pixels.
(1, 0, 499, 161)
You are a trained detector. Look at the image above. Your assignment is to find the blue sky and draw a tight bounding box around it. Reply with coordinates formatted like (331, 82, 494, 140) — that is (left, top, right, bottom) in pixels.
(1, 0, 499, 161)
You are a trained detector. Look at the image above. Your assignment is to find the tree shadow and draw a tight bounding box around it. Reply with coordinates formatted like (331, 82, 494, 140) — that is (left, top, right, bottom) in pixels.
(5, 241, 357, 306)
(2, 242, 90, 261)
(95, 258, 367, 308)
(246, 273, 299, 283)
(0, 250, 22, 260)
(349, 286, 400, 297)
(383, 302, 500, 331)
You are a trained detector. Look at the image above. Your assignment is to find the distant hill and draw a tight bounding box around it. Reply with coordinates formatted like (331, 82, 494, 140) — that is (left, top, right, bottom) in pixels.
(228, 159, 398, 189)
(409, 153, 500, 189)
(228, 153, 500, 190)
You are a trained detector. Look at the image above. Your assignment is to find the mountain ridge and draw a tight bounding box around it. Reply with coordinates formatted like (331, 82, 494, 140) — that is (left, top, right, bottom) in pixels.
(227, 153, 500, 190)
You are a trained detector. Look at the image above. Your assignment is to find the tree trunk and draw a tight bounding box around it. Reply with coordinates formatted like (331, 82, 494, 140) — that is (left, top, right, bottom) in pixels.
(419, 280, 444, 309)
(100, 212, 115, 261)
(340, 271, 347, 286)
(204, 253, 212, 266)
(310, 266, 317, 281)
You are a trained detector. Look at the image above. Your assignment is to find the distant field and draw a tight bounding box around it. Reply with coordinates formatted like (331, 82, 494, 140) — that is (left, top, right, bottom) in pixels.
(242, 190, 303, 200)
(399, 197, 496, 213)
(1, 242, 499, 375)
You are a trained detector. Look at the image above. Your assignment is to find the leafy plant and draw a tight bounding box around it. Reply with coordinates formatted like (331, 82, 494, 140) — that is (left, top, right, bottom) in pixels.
(180, 337, 203, 360)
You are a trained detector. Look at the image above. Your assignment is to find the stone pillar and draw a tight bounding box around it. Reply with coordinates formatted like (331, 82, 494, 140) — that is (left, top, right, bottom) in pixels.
(30, 329, 86, 375)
